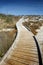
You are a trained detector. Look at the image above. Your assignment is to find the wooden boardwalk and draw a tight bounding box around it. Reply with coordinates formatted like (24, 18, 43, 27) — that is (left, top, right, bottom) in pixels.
(0, 17, 39, 65)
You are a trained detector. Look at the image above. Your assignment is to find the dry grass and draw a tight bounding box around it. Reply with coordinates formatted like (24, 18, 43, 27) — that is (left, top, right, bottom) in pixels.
(0, 14, 21, 29)
(23, 20, 43, 35)
(0, 29, 17, 58)
(0, 14, 20, 59)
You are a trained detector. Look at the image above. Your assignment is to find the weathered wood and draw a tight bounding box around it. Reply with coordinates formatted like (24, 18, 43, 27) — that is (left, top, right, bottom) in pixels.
(0, 18, 39, 65)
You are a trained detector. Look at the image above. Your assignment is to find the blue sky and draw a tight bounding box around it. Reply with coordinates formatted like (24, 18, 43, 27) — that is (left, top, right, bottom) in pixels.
(0, 0, 43, 15)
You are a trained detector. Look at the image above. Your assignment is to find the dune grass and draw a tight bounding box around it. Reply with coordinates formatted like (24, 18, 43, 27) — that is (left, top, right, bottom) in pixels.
(23, 20, 43, 35)
(0, 14, 20, 59)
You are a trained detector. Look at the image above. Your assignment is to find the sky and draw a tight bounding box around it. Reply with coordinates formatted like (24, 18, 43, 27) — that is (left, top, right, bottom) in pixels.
(0, 0, 43, 15)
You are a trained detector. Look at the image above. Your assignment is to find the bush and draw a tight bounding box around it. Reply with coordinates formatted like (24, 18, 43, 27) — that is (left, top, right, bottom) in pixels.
(0, 51, 3, 57)
(5, 17, 12, 23)
(23, 21, 42, 35)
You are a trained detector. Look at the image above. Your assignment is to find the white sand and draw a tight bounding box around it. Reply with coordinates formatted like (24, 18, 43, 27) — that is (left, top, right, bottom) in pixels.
(0, 28, 14, 32)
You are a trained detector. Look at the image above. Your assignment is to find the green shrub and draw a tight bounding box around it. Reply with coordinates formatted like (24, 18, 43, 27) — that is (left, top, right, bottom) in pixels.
(0, 51, 3, 57)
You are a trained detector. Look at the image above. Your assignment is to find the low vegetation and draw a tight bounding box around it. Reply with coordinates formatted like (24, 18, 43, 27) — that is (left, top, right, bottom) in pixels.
(0, 14, 21, 29)
(23, 16, 43, 35)
(0, 14, 21, 59)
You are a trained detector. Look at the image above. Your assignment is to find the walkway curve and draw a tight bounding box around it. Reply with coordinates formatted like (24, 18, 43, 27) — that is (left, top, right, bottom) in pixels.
(0, 17, 39, 65)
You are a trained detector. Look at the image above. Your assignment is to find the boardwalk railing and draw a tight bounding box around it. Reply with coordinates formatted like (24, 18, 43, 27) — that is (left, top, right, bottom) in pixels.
(33, 36, 42, 65)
